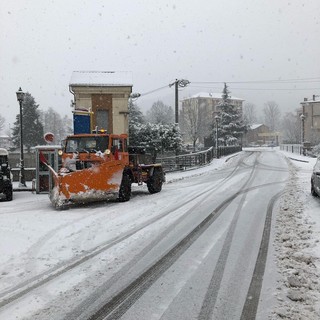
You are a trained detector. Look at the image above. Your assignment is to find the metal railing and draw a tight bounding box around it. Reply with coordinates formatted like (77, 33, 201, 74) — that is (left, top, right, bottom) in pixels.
(158, 146, 242, 172)
(280, 144, 301, 154)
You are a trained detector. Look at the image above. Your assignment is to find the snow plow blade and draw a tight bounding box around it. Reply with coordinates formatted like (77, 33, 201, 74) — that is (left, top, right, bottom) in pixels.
(50, 161, 125, 209)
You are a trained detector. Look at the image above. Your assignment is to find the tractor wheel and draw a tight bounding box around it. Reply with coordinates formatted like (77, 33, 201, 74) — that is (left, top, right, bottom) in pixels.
(4, 186, 13, 201)
(147, 170, 163, 194)
(311, 181, 318, 197)
(119, 173, 131, 202)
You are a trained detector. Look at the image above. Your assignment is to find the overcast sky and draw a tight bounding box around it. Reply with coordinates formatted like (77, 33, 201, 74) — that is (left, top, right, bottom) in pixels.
(1, 0, 320, 132)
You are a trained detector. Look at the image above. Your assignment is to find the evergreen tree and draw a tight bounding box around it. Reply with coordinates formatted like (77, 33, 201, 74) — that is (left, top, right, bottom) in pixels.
(128, 102, 182, 155)
(128, 102, 145, 145)
(11, 92, 44, 152)
(216, 83, 247, 146)
(129, 102, 145, 125)
(129, 122, 182, 155)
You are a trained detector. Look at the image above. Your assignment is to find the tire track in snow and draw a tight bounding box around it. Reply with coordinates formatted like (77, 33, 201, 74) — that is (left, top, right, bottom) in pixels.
(240, 192, 282, 320)
(198, 151, 261, 320)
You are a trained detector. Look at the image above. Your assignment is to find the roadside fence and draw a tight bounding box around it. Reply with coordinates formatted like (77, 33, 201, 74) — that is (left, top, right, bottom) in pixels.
(280, 144, 302, 154)
(158, 145, 242, 172)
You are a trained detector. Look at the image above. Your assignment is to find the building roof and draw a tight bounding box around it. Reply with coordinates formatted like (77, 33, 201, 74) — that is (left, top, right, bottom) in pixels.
(70, 71, 133, 87)
(183, 92, 245, 101)
(0, 148, 9, 156)
(300, 97, 320, 104)
(250, 124, 264, 130)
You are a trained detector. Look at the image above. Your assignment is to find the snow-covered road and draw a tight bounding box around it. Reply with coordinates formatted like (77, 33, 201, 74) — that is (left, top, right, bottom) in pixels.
(0, 148, 319, 320)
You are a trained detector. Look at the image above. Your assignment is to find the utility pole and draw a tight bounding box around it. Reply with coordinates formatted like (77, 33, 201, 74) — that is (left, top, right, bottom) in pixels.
(169, 79, 190, 125)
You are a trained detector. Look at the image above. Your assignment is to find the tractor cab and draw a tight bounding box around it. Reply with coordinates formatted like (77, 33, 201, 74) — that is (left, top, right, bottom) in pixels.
(60, 132, 129, 173)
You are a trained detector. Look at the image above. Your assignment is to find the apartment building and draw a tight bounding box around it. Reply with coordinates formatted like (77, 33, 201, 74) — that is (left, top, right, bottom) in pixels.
(300, 95, 320, 145)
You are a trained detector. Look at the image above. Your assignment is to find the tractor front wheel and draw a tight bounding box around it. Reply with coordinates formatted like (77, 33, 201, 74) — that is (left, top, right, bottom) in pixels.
(4, 186, 13, 201)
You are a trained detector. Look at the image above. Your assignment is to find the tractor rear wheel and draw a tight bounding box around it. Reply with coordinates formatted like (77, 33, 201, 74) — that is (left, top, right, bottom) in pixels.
(119, 173, 131, 202)
(311, 180, 318, 197)
(147, 170, 163, 194)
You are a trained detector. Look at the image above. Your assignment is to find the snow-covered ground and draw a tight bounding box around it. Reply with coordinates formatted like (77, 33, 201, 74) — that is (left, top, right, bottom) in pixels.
(271, 149, 320, 319)
(0, 148, 319, 319)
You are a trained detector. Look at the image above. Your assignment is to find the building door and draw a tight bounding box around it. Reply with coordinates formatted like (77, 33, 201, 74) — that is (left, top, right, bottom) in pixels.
(96, 109, 108, 131)
(92, 94, 113, 133)
(35, 147, 60, 194)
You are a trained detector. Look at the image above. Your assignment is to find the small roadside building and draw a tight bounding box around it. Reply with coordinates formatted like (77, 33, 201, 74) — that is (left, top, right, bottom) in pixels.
(0, 135, 11, 150)
(69, 71, 133, 135)
(245, 124, 280, 146)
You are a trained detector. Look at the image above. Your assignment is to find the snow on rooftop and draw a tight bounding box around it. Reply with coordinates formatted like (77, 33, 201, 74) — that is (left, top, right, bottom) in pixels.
(250, 124, 264, 130)
(70, 71, 133, 87)
(300, 98, 320, 104)
(183, 92, 244, 101)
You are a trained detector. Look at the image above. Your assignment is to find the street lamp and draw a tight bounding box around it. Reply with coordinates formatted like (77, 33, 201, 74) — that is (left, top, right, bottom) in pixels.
(16, 87, 27, 187)
(128, 92, 141, 113)
(215, 115, 220, 158)
(300, 113, 306, 155)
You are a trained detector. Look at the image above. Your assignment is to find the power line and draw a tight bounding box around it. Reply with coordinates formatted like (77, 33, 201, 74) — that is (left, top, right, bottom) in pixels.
(140, 85, 169, 97)
(136, 77, 319, 98)
(192, 77, 320, 84)
(188, 85, 320, 91)
(230, 87, 320, 91)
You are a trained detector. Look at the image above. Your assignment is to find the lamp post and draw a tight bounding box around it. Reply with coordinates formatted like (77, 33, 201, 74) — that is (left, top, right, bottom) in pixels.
(16, 87, 27, 187)
(215, 115, 220, 158)
(300, 113, 306, 155)
(169, 79, 190, 160)
(169, 79, 190, 124)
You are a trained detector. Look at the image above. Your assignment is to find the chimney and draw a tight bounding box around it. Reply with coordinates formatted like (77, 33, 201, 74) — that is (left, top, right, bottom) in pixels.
(313, 95, 316, 101)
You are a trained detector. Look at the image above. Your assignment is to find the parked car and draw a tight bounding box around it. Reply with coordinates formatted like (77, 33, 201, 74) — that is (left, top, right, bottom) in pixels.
(0, 148, 13, 201)
(311, 157, 320, 197)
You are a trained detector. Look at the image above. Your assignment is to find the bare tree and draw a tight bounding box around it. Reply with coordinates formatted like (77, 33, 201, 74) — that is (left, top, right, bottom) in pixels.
(243, 102, 257, 125)
(281, 111, 300, 143)
(146, 100, 174, 125)
(180, 98, 210, 151)
(263, 101, 281, 131)
(40, 107, 72, 144)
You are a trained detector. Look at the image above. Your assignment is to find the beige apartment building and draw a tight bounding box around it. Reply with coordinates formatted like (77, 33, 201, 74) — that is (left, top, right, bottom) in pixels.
(180, 92, 245, 144)
(300, 95, 320, 145)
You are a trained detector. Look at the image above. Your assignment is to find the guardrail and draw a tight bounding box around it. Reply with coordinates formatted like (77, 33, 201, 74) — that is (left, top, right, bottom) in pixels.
(11, 168, 36, 182)
(158, 146, 242, 172)
(280, 144, 302, 154)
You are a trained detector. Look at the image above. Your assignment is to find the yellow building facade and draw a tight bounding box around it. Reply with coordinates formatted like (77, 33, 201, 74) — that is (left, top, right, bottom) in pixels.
(69, 71, 133, 135)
